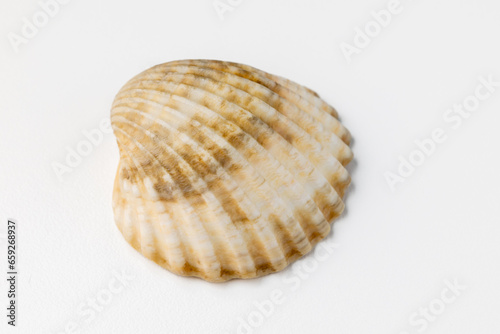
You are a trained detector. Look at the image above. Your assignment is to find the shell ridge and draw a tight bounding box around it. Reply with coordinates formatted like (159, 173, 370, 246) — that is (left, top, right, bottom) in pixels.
(116, 84, 343, 224)
(131, 72, 352, 187)
(115, 87, 338, 229)
(268, 73, 339, 117)
(158, 60, 351, 143)
(128, 61, 351, 144)
(113, 102, 325, 245)
(112, 105, 315, 259)
(114, 133, 190, 270)
(211, 60, 340, 119)
(113, 115, 272, 277)
(113, 112, 302, 272)
(115, 149, 168, 265)
(157, 67, 352, 161)
(112, 166, 136, 244)
(114, 126, 222, 279)
(127, 71, 350, 167)
(114, 118, 290, 279)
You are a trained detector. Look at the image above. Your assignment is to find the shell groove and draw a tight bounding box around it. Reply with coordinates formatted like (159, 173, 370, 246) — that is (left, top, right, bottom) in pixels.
(111, 59, 352, 282)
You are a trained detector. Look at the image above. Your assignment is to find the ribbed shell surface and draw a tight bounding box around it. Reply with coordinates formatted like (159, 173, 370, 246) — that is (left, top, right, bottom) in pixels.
(111, 59, 353, 282)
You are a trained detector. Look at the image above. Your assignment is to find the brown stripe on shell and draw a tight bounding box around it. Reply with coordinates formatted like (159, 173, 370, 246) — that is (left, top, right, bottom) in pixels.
(126, 71, 351, 193)
(113, 134, 193, 272)
(115, 83, 344, 225)
(113, 126, 223, 280)
(146, 59, 351, 144)
(114, 114, 287, 277)
(123, 63, 352, 166)
(113, 101, 317, 253)
(113, 91, 334, 238)
(113, 148, 170, 267)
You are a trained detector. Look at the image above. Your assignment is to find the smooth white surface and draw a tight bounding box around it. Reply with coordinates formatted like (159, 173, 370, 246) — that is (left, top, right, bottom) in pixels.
(1, 0, 500, 333)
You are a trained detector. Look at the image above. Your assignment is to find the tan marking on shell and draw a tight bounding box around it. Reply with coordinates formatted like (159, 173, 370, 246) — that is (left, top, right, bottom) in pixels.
(135, 59, 352, 145)
(111, 60, 353, 282)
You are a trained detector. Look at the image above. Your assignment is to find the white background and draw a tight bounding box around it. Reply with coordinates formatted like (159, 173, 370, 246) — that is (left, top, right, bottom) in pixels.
(1, 0, 500, 333)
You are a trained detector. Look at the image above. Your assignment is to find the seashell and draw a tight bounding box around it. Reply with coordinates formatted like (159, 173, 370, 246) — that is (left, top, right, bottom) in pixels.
(111, 59, 353, 282)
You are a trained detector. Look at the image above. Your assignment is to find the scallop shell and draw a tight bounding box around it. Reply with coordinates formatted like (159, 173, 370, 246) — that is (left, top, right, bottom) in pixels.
(111, 59, 353, 282)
